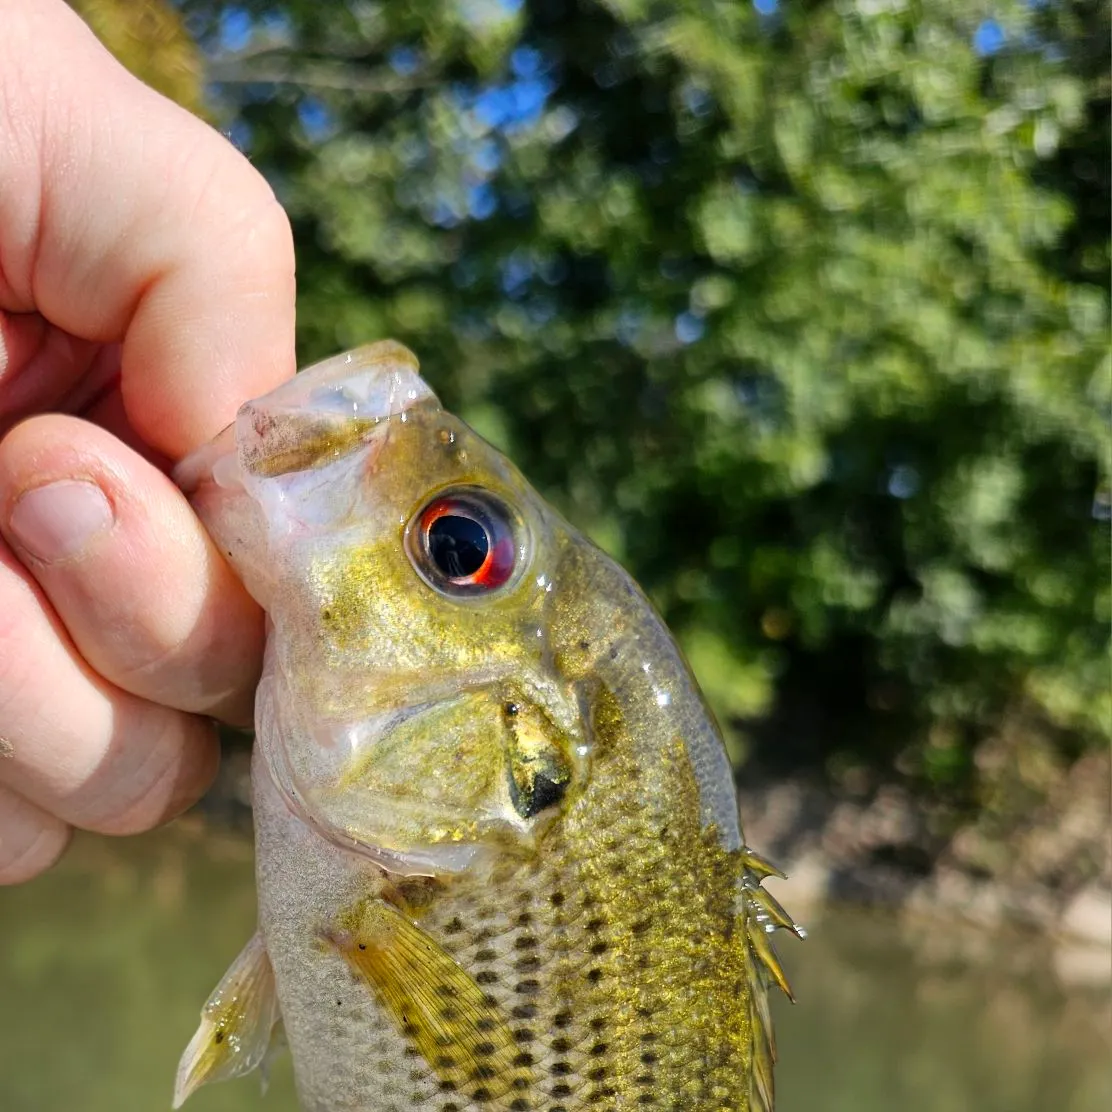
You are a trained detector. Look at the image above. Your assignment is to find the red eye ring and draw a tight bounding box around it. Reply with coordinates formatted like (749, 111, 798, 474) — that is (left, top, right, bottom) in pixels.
(408, 489, 520, 595)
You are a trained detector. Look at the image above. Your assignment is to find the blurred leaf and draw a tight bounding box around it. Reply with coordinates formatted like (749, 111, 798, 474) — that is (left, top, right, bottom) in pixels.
(70, 0, 208, 117)
(92, 0, 1111, 806)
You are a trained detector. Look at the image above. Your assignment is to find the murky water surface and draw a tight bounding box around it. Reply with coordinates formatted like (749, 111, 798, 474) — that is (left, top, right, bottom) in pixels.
(1, 822, 1108, 1112)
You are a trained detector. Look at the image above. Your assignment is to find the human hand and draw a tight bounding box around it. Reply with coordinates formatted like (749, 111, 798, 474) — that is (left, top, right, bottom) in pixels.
(0, 0, 296, 882)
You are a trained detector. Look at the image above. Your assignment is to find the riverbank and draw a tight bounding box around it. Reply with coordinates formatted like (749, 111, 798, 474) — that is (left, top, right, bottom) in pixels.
(737, 745, 1111, 985)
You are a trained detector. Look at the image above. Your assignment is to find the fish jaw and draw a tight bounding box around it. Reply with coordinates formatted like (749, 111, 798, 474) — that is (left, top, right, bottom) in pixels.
(174, 340, 433, 496)
(174, 341, 434, 612)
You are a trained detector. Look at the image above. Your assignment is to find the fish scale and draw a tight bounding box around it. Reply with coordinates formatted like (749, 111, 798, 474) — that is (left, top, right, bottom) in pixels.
(376, 725, 756, 1109)
(172, 342, 801, 1112)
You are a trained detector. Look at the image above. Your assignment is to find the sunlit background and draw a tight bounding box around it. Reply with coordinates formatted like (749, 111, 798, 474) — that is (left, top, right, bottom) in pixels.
(2, 2, 1109, 1110)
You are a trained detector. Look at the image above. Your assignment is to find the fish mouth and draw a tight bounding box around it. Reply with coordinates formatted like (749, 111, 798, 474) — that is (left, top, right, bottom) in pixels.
(176, 342, 435, 493)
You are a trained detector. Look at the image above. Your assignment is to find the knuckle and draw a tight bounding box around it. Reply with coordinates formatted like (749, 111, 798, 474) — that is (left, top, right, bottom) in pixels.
(95, 610, 255, 721)
(187, 141, 292, 268)
(0, 564, 47, 721)
(226, 193, 296, 288)
(0, 814, 70, 885)
(0, 612, 31, 719)
(81, 711, 216, 836)
(100, 626, 195, 701)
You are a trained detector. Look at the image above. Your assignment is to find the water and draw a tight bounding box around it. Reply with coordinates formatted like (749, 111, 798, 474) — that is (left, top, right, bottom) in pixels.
(772, 905, 1111, 1112)
(0, 821, 1108, 1112)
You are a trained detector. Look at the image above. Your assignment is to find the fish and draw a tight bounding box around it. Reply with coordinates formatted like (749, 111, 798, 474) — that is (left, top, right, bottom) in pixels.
(172, 341, 802, 1112)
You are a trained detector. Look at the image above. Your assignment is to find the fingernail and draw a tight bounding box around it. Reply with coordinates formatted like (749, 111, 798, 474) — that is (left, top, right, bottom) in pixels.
(9, 480, 114, 563)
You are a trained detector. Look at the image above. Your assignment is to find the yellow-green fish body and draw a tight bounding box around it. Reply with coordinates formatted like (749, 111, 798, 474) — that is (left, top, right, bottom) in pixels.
(173, 342, 799, 1112)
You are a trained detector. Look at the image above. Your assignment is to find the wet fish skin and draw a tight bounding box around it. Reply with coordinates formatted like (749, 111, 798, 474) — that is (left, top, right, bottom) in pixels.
(174, 341, 800, 1112)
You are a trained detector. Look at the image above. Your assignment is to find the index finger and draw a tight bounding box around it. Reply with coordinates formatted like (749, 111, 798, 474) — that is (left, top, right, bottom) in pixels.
(0, 0, 296, 458)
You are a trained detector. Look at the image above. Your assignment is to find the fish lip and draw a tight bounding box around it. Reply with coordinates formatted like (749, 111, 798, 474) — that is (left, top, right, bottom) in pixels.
(241, 341, 434, 421)
(174, 342, 436, 494)
(173, 421, 237, 493)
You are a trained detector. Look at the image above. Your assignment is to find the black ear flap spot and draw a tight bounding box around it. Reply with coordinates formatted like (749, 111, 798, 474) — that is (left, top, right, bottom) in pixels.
(502, 695, 574, 821)
(508, 756, 570, 820)
(519, 770, 567, 819)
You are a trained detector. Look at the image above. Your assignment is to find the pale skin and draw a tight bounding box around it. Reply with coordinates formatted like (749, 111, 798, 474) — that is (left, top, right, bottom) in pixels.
(0, 0, 296, 882)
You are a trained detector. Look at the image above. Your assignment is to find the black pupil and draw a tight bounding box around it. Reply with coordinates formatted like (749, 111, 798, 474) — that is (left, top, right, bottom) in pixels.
(427, 513, 489, 579)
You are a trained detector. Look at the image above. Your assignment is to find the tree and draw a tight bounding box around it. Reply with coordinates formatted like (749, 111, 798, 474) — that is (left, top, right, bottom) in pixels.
(94, 0, 1112, 804)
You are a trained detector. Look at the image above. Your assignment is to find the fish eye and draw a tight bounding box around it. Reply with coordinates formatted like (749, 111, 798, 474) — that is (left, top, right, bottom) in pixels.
(406, 488, 520, 596)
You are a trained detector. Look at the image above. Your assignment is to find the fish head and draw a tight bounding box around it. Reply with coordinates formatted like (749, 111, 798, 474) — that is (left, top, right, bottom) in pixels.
(178, 342, 617, 875)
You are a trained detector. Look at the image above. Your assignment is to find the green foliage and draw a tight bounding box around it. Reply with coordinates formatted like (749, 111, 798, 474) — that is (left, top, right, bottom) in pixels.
(172, 0, 1107, 790)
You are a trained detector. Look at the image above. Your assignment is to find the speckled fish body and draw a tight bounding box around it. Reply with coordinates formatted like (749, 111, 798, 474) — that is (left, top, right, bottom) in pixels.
(173, 343, 800, 1112)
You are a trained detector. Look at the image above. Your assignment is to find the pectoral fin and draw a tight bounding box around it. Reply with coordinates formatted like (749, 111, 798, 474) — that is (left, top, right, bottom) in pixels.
(173, 931, 283, 1108)
(326, 899, 531, 1100)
